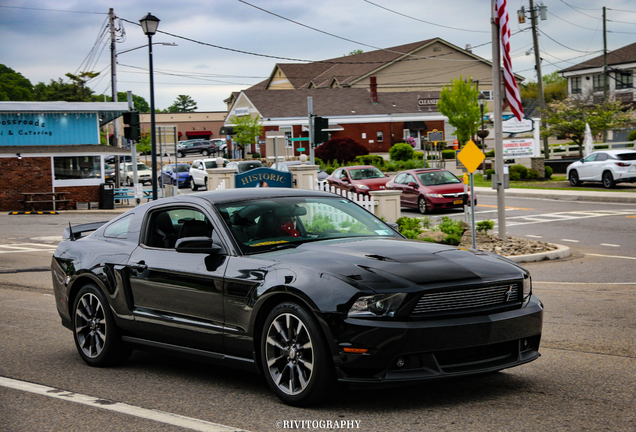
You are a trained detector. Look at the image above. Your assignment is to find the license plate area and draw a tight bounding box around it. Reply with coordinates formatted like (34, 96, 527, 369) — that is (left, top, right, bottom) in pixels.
(453, 199, 463, 205)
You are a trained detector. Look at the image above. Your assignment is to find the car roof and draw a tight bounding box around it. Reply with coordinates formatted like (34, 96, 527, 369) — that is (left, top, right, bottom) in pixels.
(153, 187, 336, 207)
(342, 165, 377, 170)
(398, 168, 446, 174)
(593, 149, 636, 155)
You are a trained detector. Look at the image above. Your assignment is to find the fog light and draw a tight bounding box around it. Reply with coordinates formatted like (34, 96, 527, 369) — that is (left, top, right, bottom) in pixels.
(522, 338, 530, 350)
(396, 357, 405, 368)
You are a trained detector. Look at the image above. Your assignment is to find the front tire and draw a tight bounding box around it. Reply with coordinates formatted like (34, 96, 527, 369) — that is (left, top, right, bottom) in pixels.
(603, 171, 615, 189)
(569, 170, 581, 186)
(177, 151, 185, 158)
(72, 284, 131, 367)
(202, 149, 210, 156)
(260, 302, 333, 406)
(418, 196, 428, 214)
(191, 178, 199, 191)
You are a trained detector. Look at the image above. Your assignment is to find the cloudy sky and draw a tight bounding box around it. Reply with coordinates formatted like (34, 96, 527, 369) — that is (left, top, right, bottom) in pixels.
(2, 0, 635, 111)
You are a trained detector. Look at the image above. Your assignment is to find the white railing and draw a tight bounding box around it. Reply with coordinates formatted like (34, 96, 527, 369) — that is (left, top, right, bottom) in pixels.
(215, 179, 226, 191)
(311, 178, 376, 214)
(547, 141, 634, 158)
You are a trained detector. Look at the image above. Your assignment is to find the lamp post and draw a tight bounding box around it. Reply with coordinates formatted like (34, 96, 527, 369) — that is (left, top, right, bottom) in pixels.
(140, 12, 160, 200)
(477, 92, 489, 177)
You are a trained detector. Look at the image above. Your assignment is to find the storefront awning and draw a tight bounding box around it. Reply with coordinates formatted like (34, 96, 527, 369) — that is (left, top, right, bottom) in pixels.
(301, 123, 344, 132)
(404, 121, 427, 130)
(186, 130, 211, 137)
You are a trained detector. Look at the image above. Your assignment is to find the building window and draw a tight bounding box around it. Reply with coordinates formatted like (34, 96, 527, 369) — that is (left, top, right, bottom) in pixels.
(54, 156, 101, 180)
(616, 71, 633, 89)
(571, 76, 582, 94)
(377, 131, 383, 142)
(481, 90, 494, 100)
(593, 74, 605, 92)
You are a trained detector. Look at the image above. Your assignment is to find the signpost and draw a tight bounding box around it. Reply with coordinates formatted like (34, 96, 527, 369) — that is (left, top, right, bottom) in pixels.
(456, 140, 485, 250)
(427, 129, 444, 168)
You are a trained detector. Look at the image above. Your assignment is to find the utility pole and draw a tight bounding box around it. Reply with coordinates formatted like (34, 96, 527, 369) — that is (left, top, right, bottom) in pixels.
(528, 0, 549, 160)
(492, 2, 506, 240)
(109, 8, 121, 188)
(308, 97, 314, 165)
(603, 6, 609, 142)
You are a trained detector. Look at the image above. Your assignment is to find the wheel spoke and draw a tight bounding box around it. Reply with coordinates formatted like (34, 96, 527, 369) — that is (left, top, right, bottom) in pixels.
(298, 357, 313, 373)
(300, 341, 312, 350)
(273, 320, 289, 343)
(267, 353, 286, 367)
(266, 336, 288, 352)
(296, 364, 308, 390)
(274, 363, 289, 386)
(75, 309, 90, 323)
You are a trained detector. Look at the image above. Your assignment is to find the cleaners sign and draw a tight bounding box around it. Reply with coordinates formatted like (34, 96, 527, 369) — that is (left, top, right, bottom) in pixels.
(0, 113, 99, 146)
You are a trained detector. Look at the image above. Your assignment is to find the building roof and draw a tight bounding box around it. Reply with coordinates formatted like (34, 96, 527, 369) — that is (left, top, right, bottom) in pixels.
(560, 41, 636, 73)
(238, 88, 442, 119)
(0, 101, 130, 126)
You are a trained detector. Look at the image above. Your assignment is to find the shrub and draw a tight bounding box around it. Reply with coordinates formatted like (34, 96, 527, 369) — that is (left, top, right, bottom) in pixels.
(396, 216, 423, 239)
(251, 153, 261, 159)
(389, 143, 414, 162)
(485, 149, 495, 157)
(315, 137, 369, 164)
(628, 130, 636, 141)
(436, 216, 465, 237)
(443, 234, 462, 246)
(527, 169, 540, 179)
(485, 168, 495, 180)
(414, 151, 424, 160)
(476, 219, 495, 233)
(544, 165, 553, 179)
(355, 154, 385, 166)
(509, 164, 528, 179)
(442, 149, 456, 160)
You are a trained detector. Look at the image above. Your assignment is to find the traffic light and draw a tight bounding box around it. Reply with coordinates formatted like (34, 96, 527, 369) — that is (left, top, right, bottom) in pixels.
(313, 116, 329, 145)
(123, 110, 141, 141)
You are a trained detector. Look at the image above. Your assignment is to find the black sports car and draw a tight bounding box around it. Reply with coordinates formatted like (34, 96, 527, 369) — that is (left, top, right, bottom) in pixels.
(51, 188, 543, 406)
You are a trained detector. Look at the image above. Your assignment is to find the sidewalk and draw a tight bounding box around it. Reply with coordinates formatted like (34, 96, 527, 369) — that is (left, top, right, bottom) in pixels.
(474, 186, 636, 204)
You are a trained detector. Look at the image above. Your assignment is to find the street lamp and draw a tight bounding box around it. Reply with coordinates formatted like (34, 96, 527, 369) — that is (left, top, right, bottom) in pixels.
(140, 12, 160, 200)
(477, 92, 490, 176)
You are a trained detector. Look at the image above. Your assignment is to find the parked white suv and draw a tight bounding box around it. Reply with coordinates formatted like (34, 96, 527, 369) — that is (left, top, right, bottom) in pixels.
(189, 158, 229, 191)
(119, 162, 153, 186)
(567, 149, 636, 188)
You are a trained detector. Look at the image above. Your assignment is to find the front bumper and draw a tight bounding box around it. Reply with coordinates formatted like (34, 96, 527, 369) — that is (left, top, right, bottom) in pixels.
(330, 295, 542, 384)
(428, 196, 476, 210)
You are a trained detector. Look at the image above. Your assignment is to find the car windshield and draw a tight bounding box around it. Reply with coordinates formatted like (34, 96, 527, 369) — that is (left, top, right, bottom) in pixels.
(417, 171, 460, 186)
(216, 196, 400, 254)
(348, 167, 385, 180)
(238, 162, 264, 172)
(616, 153, 636, 161)
(137, 163, 149, 171)
(204, 161, 220, 169)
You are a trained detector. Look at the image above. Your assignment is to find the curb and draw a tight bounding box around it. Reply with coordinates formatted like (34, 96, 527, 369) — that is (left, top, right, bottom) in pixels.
(475, 188, 636, 204)
(506, 243, 571, 263)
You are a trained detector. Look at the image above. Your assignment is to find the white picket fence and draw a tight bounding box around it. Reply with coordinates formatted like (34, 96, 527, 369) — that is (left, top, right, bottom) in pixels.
(215, 179, 226, 191)
(310, 179, 376, 214)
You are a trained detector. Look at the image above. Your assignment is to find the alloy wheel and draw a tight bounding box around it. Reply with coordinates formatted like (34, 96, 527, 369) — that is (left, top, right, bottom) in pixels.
(265, 312, 315, 396)
(74, 293, 106, 359)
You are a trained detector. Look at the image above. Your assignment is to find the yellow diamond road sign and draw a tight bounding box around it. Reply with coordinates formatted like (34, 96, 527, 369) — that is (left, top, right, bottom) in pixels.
(457, 140, 485, 174)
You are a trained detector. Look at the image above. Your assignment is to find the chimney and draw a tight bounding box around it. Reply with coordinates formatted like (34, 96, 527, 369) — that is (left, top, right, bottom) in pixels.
(370, 76, 378, 104)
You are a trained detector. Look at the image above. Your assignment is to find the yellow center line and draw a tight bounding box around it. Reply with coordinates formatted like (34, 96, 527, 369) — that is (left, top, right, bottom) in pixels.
(476, 204, 533, 210)
(626, 216, 636, 218)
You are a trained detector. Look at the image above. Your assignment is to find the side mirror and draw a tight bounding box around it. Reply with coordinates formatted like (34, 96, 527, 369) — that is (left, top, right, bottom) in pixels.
(175, 237, 221, 254)
(385, 174, 390, 177)
(408, 182, 418, 188)
(342, 177, 349, 183)
(580, 159, 584, 163)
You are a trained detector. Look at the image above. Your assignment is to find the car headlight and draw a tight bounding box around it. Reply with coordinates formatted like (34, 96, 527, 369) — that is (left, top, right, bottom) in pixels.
(523, 275, 532, 298)
(355, 184, 370, 190)
(348, 293, 407, 318)
(426, 193, 443, 198)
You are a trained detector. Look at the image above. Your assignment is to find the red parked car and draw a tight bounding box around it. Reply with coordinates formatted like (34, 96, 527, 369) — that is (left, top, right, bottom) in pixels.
(326, 165, 390, 196)
(385, 168, 475, 214)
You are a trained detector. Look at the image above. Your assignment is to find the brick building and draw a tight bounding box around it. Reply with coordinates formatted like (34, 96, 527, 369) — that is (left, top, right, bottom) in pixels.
(0, 102, 130, 211)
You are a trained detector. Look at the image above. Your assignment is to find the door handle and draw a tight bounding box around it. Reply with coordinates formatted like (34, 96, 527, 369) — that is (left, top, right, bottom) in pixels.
(131, 261, 147, 272)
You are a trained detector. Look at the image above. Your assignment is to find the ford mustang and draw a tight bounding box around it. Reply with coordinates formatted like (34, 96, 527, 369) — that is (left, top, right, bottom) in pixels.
(51, 188, 542, 406)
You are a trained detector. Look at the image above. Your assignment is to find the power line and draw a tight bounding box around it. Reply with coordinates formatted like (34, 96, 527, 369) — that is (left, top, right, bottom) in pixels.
(0, 5, 106, 14)
(538, 28, 600, 54)
(361, 0, 490, 34)
(557, 0, 602, 17)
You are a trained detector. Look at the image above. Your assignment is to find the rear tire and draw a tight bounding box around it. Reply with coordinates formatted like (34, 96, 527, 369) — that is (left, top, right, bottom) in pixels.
(177, 151, 185, 158)
(204, 177, 209, 190)
(260, 302, 334, 406)
(603, 171, 615, 189)
(418, 196, 428, 214)
(72, 284, 131, 367)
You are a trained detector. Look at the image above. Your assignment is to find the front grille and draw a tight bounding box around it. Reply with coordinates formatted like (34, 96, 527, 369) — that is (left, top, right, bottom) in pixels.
(442, 192, 462, 198)
(411, 284, 519, 316)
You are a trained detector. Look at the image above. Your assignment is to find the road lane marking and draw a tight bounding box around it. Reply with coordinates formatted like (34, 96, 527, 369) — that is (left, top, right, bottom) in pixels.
(0, 377, 248, 432)
(534, 281, 636, 284)
(560, 239, 580, 243)
(501, 210, 636, 227)
(600, 243, 621, 247)
(0, 243, 57, 254)
(475, 204, 533, 210)
(586, 253, 636, 260)
(526, 235, 543, 238)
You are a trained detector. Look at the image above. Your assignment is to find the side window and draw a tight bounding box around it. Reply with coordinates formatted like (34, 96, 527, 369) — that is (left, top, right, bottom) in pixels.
(595, 153, 608, 161)
(145, 208, 213, 249)
(584, 154, 597, 162)
(104, 215, 132, 239)
(333, 169, 342, 179)
(394, 173, 406, 184)
(405, 174, 416, 184)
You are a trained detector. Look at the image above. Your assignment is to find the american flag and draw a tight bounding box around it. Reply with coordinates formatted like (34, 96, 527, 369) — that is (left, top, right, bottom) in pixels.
(496, 0, 524, 121)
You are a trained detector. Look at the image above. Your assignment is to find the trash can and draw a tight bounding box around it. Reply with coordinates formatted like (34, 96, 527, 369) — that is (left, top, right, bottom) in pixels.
(100, 183, 115, 209)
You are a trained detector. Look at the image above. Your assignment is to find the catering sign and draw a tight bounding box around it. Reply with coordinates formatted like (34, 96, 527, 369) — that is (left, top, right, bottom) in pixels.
(0, 113, 99, 146)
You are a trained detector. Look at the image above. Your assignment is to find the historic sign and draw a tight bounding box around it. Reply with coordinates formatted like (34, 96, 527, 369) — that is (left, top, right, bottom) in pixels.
(235, 167, 293, 188)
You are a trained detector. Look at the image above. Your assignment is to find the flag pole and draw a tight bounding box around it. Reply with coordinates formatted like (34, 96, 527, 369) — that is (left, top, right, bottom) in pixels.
(492, 0, 506, 240)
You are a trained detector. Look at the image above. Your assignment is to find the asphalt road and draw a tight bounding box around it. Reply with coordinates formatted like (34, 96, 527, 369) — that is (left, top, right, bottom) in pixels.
(1, 196, 635, 431)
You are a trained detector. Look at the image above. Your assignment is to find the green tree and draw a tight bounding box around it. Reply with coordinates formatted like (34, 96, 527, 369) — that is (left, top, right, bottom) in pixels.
(0, 65, 34, 101)
(345, 49, 364, 56)
(65, 71, 100, 101)
(437, 76, 481, 146)
(521, 71, 567, 103)
(542, 96, 635, 158)
(104, 92, 150, 112)
(33, 71, 100, 102)
(167, 95, 197, 112)
(233, 115, 263, 159)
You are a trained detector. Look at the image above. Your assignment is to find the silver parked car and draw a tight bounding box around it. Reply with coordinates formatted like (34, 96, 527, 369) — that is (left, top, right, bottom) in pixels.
(566, 149, 636, 188)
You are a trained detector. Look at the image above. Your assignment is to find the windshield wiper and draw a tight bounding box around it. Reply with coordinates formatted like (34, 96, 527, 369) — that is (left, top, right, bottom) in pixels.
(269, 243, 300, 251)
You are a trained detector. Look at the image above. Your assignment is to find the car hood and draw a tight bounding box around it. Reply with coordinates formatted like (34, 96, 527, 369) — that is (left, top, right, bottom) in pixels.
(265, 238, 523, 291)
(354, 178, 389, 189)
(424, 183, 469, 194)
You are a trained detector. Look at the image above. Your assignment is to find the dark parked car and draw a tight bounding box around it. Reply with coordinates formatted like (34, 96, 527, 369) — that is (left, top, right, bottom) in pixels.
(176, 140, 219, 158)
(226, 160, 264, 173)
(326, 165, 390, 196)
(160, 163, 192, 188)
(271, 160, 329, 181)
(52, 188, 542, 406)
(385, 168, 475, 214)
